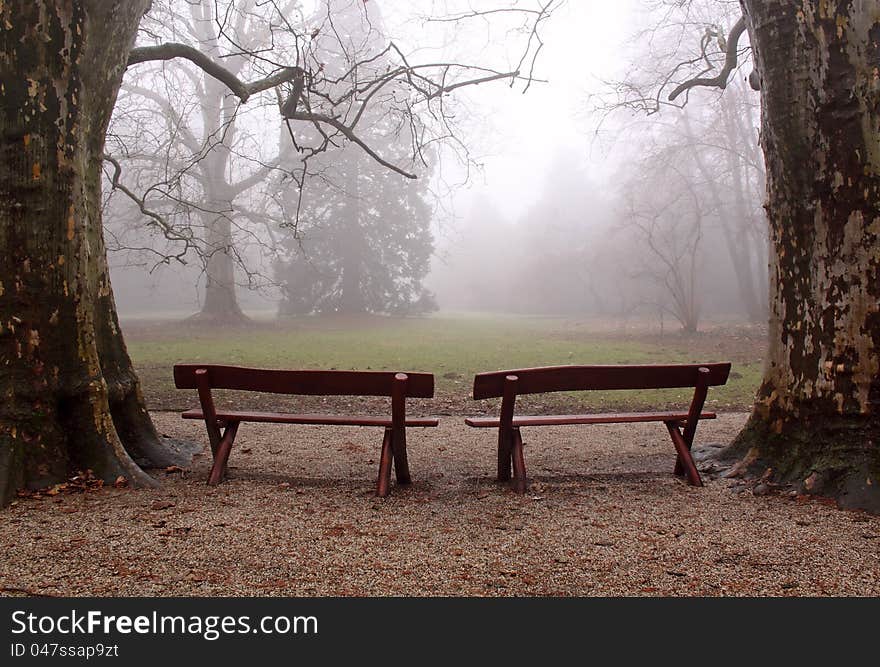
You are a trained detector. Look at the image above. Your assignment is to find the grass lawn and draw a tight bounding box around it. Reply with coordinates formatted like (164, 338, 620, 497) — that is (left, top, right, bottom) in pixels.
(124, 313, 765, 413)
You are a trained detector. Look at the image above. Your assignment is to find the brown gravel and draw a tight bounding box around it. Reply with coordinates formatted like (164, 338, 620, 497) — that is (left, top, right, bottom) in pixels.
(1, 412, 878, 597)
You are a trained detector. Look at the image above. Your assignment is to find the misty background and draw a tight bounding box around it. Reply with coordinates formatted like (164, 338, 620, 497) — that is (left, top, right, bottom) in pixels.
(106, 0, 767, 333)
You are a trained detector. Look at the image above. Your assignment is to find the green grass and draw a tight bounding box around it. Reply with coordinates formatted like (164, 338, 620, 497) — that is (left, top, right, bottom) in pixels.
(126, 313, 765, 412)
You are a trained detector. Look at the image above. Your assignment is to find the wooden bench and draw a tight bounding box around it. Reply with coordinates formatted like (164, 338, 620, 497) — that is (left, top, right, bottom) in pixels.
(464, 363, 732, 493)
(173, 364, 438, 497)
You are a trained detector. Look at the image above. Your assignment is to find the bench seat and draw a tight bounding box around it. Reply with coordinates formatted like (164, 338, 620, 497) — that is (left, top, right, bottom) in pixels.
(464, 410, 716, 428)
(466, 363, 732, 492)
(173, 364, 438, 496)
(182, 409, 439, 428)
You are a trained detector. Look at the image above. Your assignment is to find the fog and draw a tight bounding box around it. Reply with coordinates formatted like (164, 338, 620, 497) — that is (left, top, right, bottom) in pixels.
(107, 0, 767, 331)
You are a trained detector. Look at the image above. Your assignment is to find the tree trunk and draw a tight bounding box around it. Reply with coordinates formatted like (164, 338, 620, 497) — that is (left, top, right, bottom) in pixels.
(0, 0, 194, 504)
(721, 98, 768, 323)
(190, 43, 248, 325)
(730, 0, 880, 511)
(683, 108, 767, 324)
(196, 206, 248, 323)
(721, 82, 769, 321)
(338, 161, 367, 314)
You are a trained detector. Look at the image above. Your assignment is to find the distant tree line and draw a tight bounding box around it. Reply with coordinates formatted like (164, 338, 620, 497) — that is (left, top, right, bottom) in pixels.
(434, 83, 767, 333)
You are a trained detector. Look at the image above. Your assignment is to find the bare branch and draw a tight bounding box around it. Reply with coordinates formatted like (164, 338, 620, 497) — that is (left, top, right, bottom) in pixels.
(286, 110, 417, 179)
(127, 42, 304, 104)
(102, 153, 196, 259)
(279, 69, 305, 117)
(668, 16, 746, 101)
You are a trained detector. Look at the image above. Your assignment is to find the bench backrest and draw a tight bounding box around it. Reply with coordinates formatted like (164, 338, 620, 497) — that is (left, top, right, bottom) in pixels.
(173, 364, 435, 398)
(472, 363, 731, 399)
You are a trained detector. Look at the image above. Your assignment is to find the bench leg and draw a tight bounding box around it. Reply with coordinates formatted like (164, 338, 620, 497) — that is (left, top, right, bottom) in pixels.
(665, 422, 702, 487)
(673, 456, 684, 477)
(391, 426, 411, 485)
(376, 428, 394, 498)
(511, 427, 527, 494)
(207, 421, 240, 486)
(671, 420, 687, 477)
(497, 427, 513, 481)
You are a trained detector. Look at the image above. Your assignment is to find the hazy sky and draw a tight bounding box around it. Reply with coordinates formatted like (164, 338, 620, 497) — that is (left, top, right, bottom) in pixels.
(443, 0, 638, 224)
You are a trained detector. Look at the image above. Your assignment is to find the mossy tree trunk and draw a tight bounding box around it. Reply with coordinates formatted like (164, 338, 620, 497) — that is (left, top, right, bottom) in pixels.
(0, 0, 192, 505)
(732, 0, 880, 511)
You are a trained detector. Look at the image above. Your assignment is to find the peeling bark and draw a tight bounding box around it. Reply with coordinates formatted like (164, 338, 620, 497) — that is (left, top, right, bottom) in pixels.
(0, 0, 195, 504)
(730, 0, 880, 512)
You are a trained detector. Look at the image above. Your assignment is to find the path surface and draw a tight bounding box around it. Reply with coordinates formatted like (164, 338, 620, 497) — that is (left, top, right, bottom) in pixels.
(2, 413, 878, 596)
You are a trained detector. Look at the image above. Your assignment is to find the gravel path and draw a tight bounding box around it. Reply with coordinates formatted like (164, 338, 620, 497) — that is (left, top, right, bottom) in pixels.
(2, 412, 878, 597)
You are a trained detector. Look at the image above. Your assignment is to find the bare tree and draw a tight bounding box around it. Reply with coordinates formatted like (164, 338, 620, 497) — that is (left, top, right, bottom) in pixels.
(108, 0, 302, 322)
(0, 0, 560, 503)
(680, 78, 767, 322)
(104, 0, 559, 322)
(597, 0, 766, 324)
(622, 0, 880, 511)
(621, 138, 706, 332)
